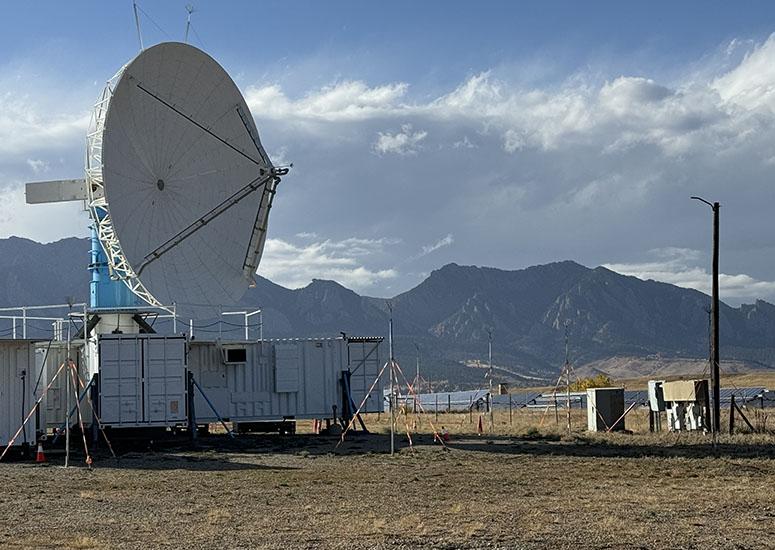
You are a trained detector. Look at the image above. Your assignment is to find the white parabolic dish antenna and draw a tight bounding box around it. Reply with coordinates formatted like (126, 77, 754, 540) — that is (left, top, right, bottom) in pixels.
(85, 42, 286, 318)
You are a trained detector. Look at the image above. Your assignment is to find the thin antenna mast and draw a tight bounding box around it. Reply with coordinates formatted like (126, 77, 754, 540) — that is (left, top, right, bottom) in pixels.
(133, 1, 144, 51)
(564, 321, 571, 434)
(184, 5, 195, 44)
(487, 328, 494, 432)
(387, 301, 395, 456)
(414, 342, 420, 394)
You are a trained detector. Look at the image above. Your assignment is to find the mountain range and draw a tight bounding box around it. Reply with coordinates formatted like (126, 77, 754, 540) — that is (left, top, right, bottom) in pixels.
(3, 236, 775, 388)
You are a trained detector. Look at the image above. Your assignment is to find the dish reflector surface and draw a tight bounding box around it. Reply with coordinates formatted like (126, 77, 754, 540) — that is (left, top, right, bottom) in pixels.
(92, 42, 277, 317)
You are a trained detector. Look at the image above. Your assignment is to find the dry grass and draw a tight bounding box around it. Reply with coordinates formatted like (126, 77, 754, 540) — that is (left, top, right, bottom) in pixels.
(2, 409, 775, 549)
(13, 535, 105, 549)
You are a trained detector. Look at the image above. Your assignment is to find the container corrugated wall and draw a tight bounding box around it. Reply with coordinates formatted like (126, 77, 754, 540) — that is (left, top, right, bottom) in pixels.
(0, 341, 37, 447)
(189, 339, 344, 421)
(37, 342, 90, 430)
(188, 338, 383, 422)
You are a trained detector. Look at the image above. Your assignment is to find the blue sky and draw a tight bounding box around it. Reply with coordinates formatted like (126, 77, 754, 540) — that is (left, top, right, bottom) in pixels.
(4, 2, 775, 304)
(5, 2, 775, 87)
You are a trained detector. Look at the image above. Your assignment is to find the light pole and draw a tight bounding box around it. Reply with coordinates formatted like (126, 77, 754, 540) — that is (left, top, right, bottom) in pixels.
(691, 196, 720, 434)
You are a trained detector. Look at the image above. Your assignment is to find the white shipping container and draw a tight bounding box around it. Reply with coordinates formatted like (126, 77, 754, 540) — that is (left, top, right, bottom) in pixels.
(188, 337, 383, 423)
(98, 334, 187, 427)
(0, 341, 37, 447)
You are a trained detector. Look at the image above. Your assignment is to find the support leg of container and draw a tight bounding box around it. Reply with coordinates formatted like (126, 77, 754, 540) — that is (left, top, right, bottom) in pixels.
(187, 372, 197, 444)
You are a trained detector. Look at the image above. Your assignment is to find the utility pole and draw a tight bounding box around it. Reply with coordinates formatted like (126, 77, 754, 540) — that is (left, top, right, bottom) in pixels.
(487, 328, 494, 431)
(387, 302, 395, 456)
(692, 196, 721, 433)
(564, 322, 571, 434)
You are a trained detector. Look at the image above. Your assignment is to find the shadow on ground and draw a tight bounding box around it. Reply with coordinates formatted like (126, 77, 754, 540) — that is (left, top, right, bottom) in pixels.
(6, 431, 775, 469)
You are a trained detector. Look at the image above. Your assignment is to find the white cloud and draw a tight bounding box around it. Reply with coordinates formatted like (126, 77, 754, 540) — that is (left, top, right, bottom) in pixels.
(401, 234, 455, 264)
(0, 91, 89, 156)
(9, 33, 775, 302)
(452, 136, 476, 149)
(0, 185, 89, 242)
(373, 124, 427, 155)
(604, 248, 775, 302)
(421, 233, 454, 255)
(713, 34, 775, 110)
(246, 67, 727, 157)
(26, 158, 49, 174)
(245, 80, 409, 122)
(503, 129, 525, 153)
(259, 236, 399, 291)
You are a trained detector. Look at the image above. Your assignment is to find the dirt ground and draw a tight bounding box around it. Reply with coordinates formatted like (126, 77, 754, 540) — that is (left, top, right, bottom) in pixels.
(2, 410, 775, 549)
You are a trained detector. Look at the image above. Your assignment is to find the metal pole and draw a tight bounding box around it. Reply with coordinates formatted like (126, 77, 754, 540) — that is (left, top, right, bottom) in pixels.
(692, 196, 721, 433)
(184, 5, 194, 43)
(711, 202, 720, 434)
(189, 319, 193, 340)
(133, 1, 144, 51)
(218, 307, 222, 340)
(65, 320, 71, 468)
(388, 302, 395, 456)
(244, 312, 249, 341)
(172, 303, 177, 334)
(565, 324, 571, 434)
(414, 343, 420, 414)
(259, 310, 263, 340)
(12, 317, 15, 339)
(22, 307, 26, 339)
(488, 329, 493, 431)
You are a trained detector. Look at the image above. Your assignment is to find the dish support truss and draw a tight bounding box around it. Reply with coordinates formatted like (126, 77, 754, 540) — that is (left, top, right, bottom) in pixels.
(85, 66, 166, 311)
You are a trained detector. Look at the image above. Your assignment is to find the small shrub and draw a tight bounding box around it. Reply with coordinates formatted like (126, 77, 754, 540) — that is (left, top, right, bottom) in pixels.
(570, 374, 613, 391)
(524, 426, 541, 439)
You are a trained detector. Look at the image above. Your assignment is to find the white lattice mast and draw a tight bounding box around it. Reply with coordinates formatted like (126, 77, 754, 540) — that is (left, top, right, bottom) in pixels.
(85, 65, 165, 311)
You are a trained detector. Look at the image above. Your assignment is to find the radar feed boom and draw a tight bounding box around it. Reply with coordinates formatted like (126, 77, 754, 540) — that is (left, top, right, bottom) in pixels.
(85, 42, 285, 319)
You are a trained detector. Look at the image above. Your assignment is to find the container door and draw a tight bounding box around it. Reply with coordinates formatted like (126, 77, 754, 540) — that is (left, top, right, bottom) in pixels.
(144, 337, 187, 424)
(348, 340, 383, 413)
(99, 336, 142, 425)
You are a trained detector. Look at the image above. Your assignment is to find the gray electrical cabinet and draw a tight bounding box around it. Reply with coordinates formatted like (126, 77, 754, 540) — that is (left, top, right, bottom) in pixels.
(98, 334, 187, 427)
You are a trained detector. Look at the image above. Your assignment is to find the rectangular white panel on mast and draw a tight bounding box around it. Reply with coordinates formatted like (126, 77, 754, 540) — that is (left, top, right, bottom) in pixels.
(25, 179, 88, 204)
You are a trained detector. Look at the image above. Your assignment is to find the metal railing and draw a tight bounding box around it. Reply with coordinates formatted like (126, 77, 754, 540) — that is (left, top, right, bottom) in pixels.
(0, 303, 263, 342)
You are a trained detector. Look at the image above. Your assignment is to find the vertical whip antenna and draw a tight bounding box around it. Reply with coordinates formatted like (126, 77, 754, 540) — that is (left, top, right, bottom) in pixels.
(184, 4, 195, 43)
(133, 1, 144, 51)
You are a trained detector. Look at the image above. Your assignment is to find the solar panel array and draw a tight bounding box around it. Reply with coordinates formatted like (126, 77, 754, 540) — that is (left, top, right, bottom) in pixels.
(392, 386, 772, 412)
